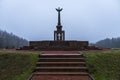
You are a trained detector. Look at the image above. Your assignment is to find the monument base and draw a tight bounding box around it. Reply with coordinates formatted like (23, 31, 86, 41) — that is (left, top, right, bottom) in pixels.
(20, 40, 89, 51)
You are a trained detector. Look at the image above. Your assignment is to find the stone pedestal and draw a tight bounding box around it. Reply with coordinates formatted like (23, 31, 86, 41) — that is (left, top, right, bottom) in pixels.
(29, 41, 88, 50)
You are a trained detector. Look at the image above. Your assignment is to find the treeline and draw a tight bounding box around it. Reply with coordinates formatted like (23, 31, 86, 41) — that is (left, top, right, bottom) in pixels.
(92, 37, 120, 48)
(0, 29, 28, 49)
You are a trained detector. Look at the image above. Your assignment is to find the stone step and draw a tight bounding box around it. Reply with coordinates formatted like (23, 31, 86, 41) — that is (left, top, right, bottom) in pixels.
(34, 67, 88, 72)
(39, 57, 84, 59)
(36, 62, 86, 67)
(35, 67, 88, 69)
(38, 58, 85, 62)
(32, 75, 91, 80)
(39, 54, 84, 58)
(30, 53, 92, 80)
(36, 62, 86, 64)
(33, 72, 89, 76)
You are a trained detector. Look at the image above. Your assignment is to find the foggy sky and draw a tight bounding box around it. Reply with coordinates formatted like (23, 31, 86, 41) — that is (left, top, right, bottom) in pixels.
(0, 0, 120, 43)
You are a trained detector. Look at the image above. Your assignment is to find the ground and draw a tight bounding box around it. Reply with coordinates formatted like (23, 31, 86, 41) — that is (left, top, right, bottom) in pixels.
(0, 49, 119, 80)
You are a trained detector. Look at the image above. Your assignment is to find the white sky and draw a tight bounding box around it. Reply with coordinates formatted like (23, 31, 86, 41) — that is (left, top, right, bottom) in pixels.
(0, 0, 120, 43)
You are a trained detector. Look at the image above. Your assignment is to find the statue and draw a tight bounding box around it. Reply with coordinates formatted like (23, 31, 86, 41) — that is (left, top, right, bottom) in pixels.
(56, 7, 63, 12)
(54, 7, 65, 41)
(56, 7, 63, 26)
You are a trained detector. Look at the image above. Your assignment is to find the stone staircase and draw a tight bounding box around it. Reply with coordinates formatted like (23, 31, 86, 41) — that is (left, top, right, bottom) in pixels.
(31, 54, 92, 80)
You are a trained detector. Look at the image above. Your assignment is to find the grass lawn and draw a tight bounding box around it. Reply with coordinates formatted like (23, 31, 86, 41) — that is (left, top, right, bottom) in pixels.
(85, 50, 120, 80)
(0, 52, 38, 80)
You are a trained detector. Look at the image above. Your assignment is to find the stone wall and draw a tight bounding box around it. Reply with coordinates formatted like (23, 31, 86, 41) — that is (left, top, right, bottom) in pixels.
(29, 40, 89, 50)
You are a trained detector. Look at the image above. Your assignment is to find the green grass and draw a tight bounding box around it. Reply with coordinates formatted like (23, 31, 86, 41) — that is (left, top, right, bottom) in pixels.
(0, 52, 39, 80)
(85, 50, 120, 80)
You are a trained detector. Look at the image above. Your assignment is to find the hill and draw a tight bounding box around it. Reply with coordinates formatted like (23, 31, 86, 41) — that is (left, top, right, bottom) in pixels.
(0, 52, 38, 80)
(0, 29, 28, 49)
(85, 50, 120, 80)
(92, 37, 120, 48)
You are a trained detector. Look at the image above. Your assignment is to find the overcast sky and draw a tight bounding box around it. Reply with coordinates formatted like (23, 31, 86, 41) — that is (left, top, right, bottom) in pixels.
(0, 0, 120, 43)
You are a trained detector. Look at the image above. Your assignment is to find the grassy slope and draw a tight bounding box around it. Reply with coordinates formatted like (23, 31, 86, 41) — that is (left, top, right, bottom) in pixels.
(85, 50, 120, 80)
(0, 52, 38, 80)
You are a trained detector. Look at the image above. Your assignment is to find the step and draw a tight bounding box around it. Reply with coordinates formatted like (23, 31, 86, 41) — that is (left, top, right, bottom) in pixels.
(34, 67, 88, 72)
(40, 54, 82, 56)
(39, 54, 84, 58)
(31, 53, 91, 80)
(35, 67, 87, 69)
(38, 58, 84, 59)
(36, 62, 86, 67)
(32, 75, 91, 80)
(38, 58, 85, 62)
(33, 72, 89, 76)
(36, 62, 86, 64)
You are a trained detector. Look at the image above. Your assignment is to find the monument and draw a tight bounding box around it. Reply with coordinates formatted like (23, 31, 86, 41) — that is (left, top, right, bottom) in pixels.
(54, 7, 65, 41)
(20, 8, 89, 51)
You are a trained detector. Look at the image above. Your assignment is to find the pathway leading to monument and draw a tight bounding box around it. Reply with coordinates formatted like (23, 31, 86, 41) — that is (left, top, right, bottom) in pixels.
(30, 51, 93, 80)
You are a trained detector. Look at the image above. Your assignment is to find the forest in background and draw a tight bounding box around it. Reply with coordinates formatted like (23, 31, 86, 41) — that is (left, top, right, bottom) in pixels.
(0, 29, 28, 49)
(92, 37, 120, 48)
(1, 28, 120, 49)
